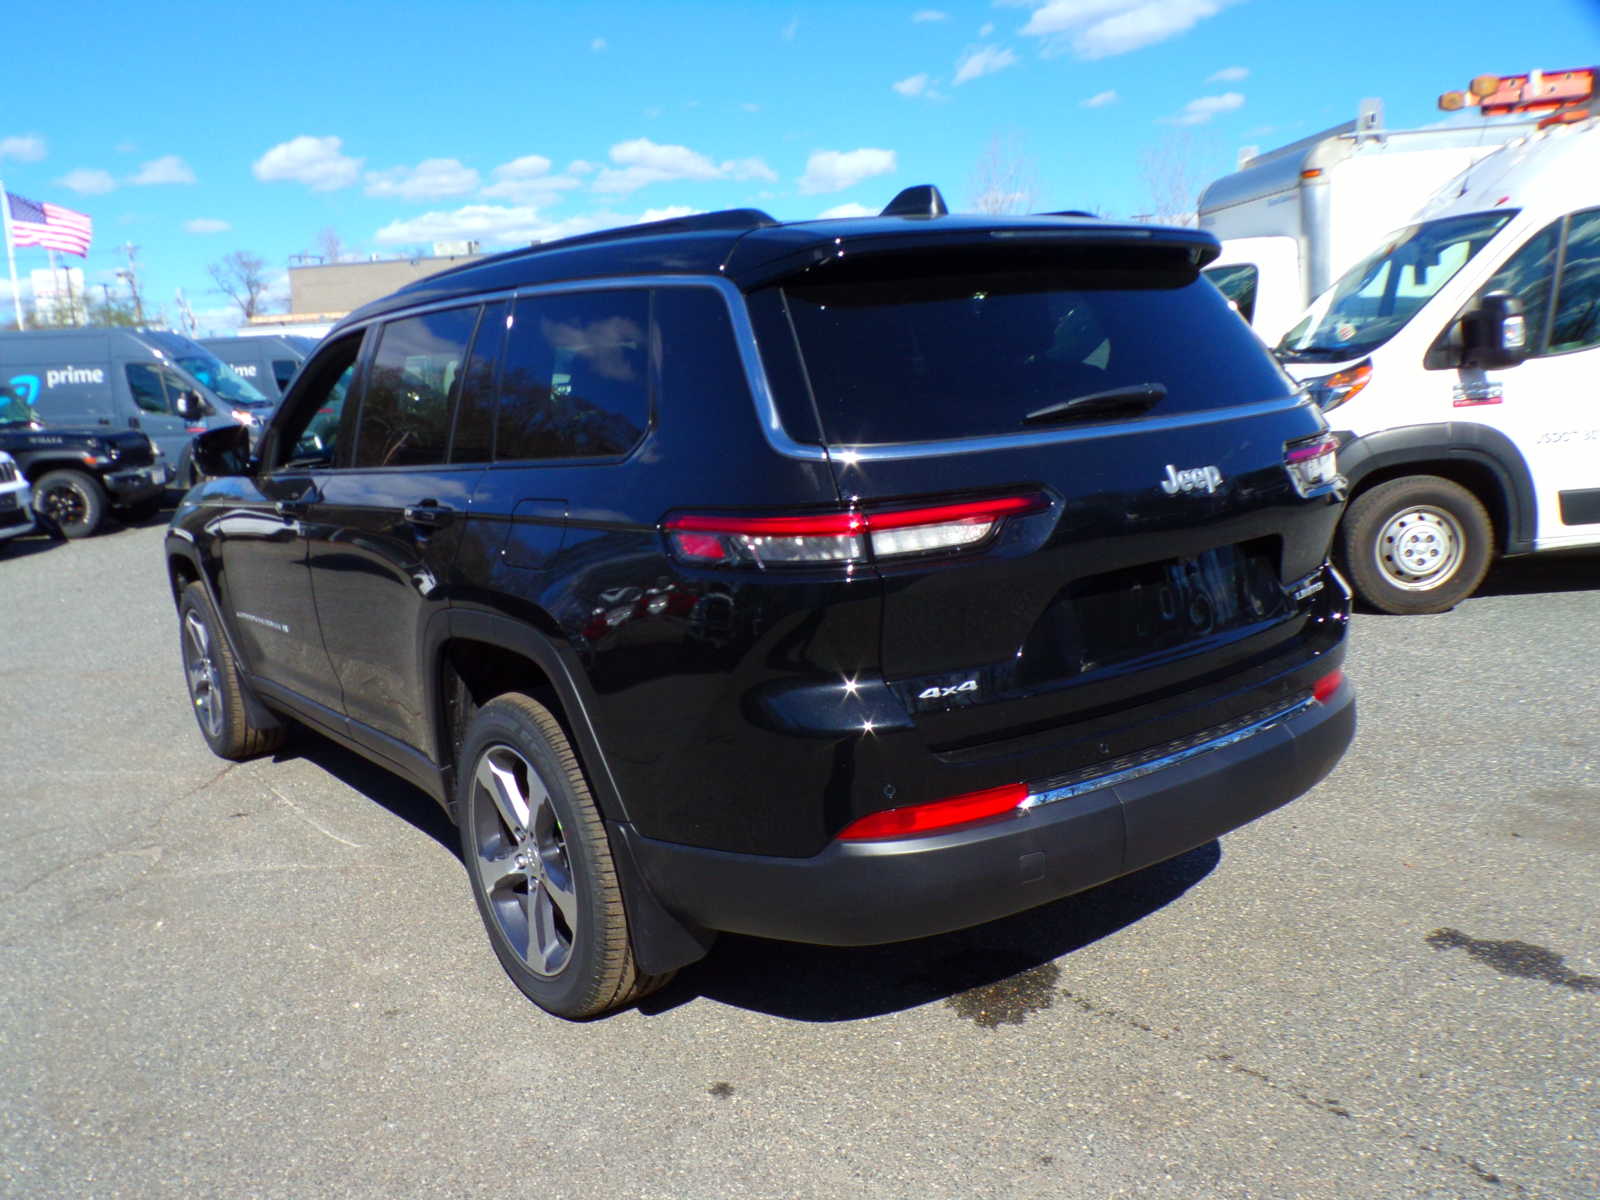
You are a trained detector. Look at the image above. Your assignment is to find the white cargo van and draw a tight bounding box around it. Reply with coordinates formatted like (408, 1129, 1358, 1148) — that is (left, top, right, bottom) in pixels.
(1197, 69, 1598, 343)
(1278, 106, 1599, 613)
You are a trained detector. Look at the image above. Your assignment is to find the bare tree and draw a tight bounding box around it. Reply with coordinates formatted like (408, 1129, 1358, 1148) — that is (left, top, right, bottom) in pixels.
(315, 226, 346, 264)
(209, 251, 272, 320)
(968, 133, 1040, 215)
(1138, 131, 1209, 226)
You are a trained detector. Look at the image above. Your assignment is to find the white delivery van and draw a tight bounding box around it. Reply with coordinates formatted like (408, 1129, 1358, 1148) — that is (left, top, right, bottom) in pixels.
(1198, 68, 1596, 343)
(1277, 103, 1600, 613)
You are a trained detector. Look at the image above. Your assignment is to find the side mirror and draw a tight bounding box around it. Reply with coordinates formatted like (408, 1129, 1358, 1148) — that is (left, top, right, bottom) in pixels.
(175, 389, 205, 421)
(190, 424, 253, 478)
(1459, 291, 1529, 370)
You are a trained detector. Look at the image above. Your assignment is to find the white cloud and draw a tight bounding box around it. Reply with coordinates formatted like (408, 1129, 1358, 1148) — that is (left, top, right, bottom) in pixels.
(0, 134, 46, 163)
(954, 45, 1019, 85)
(57, 168, 117, 195)
(979, 21, 995, 35)
(798, 148, 898, 195)
(373, 203, 699, 249)
(818, 202, 875, 219)
(591, 138, 776, 196)
(893, 73, 931, 97)
(1165, 91, 1245, 125)
(1081, 89, 1119, 108)
(742, 102, 761, 113)
(184, 218, 231, 234)
(253, 135, 362, 191)
(130, 155, 196, 185)
(1020, 0, 1232, 60)
(591, 37, 607, 51)
(365, 157, 481, 200)
(782, 16, 800, 39)
(912, 9, 948, 20)
(480, 155, 583, 204)
(1207, 65, 1248, 82)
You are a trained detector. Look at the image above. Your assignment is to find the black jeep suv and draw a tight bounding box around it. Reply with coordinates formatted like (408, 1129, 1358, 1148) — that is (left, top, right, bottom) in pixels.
(166, 189, 1355, 1019)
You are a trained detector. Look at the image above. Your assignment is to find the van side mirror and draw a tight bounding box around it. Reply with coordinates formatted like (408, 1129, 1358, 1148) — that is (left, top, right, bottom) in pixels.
(175, 389, 205, 421)
(1459, 291, 1529, 370)
(191, 424, 254, 478)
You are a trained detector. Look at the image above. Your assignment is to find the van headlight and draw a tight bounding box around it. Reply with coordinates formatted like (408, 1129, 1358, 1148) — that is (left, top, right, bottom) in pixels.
(1302, 360, 1372, 412)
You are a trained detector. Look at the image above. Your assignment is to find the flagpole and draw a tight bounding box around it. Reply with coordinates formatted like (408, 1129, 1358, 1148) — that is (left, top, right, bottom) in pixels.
(0, 178, 24, 330)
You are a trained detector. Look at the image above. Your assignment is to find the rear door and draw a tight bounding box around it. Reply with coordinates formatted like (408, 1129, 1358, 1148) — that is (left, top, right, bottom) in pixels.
(772, 240, 1343, 758)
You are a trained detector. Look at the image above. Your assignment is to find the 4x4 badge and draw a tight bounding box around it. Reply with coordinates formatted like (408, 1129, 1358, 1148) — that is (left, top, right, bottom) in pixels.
(918, 679, 978, 701)
(1160, 464, 1224, 495)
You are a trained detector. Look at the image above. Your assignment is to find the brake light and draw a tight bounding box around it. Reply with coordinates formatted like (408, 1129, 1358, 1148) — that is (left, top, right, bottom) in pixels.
(1312, 668, 1344, 704)
(836, 782, 1030, 841)
(666, 493, 1046, 568)
(1284, 436, 1341, 498)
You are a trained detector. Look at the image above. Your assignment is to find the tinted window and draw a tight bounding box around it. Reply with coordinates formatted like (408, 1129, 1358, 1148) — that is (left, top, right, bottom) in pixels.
(782, 255, 1291, 444)
(275, 333, 364, 470)
(1551, 208, 1600, 354)
(354, 307, 477, 468)
(1205, 263, 1258, 325)
(451, 301, 505, 464)
(1473, 222, 1559, 354)
(497, 290, 649, 461)
(126, 363, 171, 414)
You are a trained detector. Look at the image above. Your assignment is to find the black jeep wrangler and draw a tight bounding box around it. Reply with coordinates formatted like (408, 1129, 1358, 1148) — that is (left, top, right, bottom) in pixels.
(0, 383, 167, 537)
(166, 188, 1355, 1019)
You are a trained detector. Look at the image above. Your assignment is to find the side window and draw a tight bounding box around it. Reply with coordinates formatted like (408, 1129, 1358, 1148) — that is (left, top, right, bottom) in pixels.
(497, 290, 650, 461)
(126, 363, 172, 414)
(1550, 208, 1600, 354)
(1204, 263, 1258, 325)
(273, 332, 365, 470)
(450, 300, 505, 463)
(1428, 221, 1560, 369)
(353, 307, 477, 468)
(272, 360, 298, 392)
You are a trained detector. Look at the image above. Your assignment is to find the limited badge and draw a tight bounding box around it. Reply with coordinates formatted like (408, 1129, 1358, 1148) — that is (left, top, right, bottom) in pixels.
(1335, 323, 1357, 343)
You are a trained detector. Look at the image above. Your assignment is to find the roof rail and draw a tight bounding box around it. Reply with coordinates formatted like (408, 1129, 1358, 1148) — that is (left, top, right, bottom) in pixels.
(1040, 210, 1099, 218)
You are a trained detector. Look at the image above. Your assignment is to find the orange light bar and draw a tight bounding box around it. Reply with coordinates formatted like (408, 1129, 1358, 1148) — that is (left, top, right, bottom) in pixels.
(1475, 67, 1595, 116)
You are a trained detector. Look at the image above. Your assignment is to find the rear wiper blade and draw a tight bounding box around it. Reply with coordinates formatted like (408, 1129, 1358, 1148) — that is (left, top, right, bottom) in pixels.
(1022, 382, 1166, 426)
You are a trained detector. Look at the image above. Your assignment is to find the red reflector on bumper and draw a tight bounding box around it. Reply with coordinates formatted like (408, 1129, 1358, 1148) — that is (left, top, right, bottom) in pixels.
(836, 782, 1030, 842)
(1312, 669, 1344, 704)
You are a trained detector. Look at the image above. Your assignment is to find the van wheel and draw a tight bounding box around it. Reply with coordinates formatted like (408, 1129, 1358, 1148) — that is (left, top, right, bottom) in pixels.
(178, 581, 286, 760)
(458, 693, 672, 1019)
(1339, 475, 1493, 614)
(33, 469, 106, 539)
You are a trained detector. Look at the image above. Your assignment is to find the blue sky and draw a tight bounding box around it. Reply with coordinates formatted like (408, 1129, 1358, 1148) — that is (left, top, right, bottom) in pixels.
(2, 0, 1597, 333)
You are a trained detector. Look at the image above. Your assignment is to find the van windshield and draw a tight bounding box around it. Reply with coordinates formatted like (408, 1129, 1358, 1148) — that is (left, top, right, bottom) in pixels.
(173, 353, 272, 407)
(1277, 211, 1514, 362)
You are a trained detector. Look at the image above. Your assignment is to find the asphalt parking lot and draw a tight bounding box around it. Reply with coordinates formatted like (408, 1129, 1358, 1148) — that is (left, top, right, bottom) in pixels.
(1, 515, 1596, 1200)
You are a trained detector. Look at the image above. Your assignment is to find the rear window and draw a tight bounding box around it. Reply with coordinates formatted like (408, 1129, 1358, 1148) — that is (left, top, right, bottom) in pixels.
(780, 255, 1293, 445)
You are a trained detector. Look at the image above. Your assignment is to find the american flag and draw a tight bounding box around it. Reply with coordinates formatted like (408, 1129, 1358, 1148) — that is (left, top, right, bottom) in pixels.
(6, 192, 93, 257)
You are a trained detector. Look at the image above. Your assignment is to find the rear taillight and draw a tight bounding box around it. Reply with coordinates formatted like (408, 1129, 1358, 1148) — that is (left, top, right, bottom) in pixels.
(1284, 436, 1341, 498)
(666, 493, 1047, 568)
(836, 782, 1030, 841)
(1312, 668, 1344, 704)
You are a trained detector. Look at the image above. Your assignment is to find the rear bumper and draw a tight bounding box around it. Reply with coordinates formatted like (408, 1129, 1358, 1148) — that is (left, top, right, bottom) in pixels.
(619, 681, 1354, 946)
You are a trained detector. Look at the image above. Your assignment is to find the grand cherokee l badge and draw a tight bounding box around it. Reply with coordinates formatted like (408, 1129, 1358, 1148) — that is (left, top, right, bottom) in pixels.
(1160, 464, 1224, 495)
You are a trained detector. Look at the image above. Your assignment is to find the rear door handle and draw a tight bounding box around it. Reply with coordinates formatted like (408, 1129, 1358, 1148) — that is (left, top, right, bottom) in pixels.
(405, 502, 455, 528)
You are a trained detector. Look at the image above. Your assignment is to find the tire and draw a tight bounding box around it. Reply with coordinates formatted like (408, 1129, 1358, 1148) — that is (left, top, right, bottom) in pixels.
(33, 469, 106, 539)
(177, 581, 285, 760)
(1338, 475, 1493, 615)
(458, 693, 671, 1019)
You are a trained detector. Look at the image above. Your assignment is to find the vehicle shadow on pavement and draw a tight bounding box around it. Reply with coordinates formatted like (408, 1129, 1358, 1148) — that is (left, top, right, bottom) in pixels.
(643, 841, 1221, 1022)
(1471, 549, 1600, 599)
(280, 731, 461, 860)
